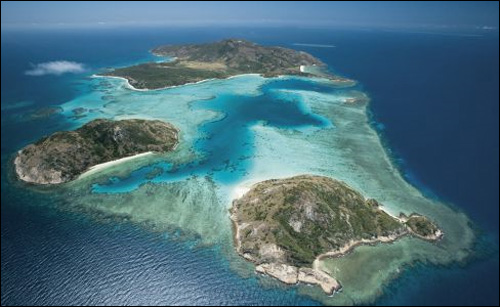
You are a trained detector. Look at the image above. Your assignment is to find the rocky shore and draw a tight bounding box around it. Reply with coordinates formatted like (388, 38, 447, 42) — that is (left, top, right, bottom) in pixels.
(256, 263, 341, 295)
(230, 175, 442, 295)
(15, 119, 179, 184)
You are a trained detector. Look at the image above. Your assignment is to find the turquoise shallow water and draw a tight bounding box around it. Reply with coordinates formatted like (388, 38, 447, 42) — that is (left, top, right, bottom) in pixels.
(92, 77, 334, 194)
(1, 27, 498, 306)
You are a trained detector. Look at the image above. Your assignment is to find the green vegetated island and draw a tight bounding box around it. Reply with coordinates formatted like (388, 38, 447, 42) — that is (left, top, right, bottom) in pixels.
(231, 175, 442, 294)
(101, 39, 352, 90)
(15, 119, 178, 184)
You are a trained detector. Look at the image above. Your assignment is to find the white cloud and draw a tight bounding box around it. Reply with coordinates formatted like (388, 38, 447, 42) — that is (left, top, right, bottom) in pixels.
(25, 61, 86, 76)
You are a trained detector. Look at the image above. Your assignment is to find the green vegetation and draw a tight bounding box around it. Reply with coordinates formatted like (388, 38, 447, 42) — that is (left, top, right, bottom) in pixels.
(107, 62, 230, 89)
(103, 39, 325, 89)
(406, 215, 440, 238)
(15, 119, 178, 184)
(232, 175, 440, 267)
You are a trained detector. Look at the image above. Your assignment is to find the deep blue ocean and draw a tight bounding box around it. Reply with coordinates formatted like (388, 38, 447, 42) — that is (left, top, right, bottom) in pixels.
(1, 27, 498, 306)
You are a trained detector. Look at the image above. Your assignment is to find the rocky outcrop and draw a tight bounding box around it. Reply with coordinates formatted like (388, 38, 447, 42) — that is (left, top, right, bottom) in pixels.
(298, 267, 340, 295)
(403, 214, 444, 241)
(256, 263, 299, 285)
(255, 263, 341, 295)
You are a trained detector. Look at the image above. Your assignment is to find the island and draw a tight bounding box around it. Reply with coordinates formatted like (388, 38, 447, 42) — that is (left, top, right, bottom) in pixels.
(14, 119, 179, 184)
(230, 175, 442, 295)
(101, 39, 339, 90)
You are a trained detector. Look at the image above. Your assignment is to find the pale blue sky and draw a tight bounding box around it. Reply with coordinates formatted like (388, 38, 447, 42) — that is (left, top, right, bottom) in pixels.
(1, 1, 498, 30)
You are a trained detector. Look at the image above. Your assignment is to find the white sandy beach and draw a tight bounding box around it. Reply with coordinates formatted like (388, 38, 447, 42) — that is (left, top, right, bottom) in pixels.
(91, 75, 151, 91)
(228, 174, 290, 202)
(79, 151, 153, 178)
(93, 73, 263, 92)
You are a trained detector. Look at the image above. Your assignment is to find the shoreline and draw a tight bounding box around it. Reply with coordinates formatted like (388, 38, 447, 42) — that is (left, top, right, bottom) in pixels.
(14, 152, 65, 184)
(78, 151, 154, 179)
(230, 204, 341, 295)
(229, 178, 443, 296)
(92, 73, 263, 92)
(314, 232, 407, 264)
(15, 151, 154, 184)
(231, 208, 404, 296)
(93, 68, 346, 92)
